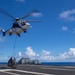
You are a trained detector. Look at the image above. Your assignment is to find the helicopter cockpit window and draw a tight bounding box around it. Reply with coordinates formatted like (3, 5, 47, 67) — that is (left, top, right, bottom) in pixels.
(21, 22, 26, 26)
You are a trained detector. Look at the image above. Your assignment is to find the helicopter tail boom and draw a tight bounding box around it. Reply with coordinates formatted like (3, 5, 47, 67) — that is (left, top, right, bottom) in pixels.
(1, 29, 6, 36)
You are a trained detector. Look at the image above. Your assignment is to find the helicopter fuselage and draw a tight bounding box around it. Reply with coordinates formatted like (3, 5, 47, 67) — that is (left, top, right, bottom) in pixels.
(1, 22, 30, 37)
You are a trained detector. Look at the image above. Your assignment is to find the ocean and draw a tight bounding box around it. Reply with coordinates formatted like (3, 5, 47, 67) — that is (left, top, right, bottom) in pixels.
(0, 62, 75, 66)
(0, 62, 8, 65)
(41, 62, 75, 66)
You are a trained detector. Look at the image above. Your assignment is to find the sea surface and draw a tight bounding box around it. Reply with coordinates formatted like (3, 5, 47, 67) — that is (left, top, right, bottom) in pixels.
(0, 62, 8, 65)
(41, 62, 75, 66)
(0, 62, 75, 66)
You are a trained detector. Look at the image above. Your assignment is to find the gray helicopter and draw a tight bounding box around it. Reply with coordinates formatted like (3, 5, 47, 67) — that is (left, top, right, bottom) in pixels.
(0, 8, 41, 37)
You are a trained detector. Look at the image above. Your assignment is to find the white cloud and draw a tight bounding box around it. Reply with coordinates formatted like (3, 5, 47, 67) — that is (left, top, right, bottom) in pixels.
(41, 50, 55, 61)
(42, 50, 51, 56)
(58, 48, 75, 61)
(18, 47, 75, 62)
(3, 47, 75, 62)
(17, 48, 54, 61)
(62, 26, 68, 31)
(18, 52, 23, 57)
(32, 13, 43, 17)
(4, 56, 9, 61)
(25, 47, 39, 59)
(0, 56, 9, 62)
(59, 9, 75, 21)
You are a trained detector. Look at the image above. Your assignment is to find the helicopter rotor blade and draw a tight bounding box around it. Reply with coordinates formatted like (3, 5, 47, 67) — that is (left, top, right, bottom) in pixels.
(19, 9, 40, 19)
(25, 20, 41, 22)
(0, 8, 15, 20)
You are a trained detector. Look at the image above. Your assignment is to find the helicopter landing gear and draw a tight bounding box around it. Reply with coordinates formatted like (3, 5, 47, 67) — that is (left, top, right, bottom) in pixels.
(22, 29, 27, 33)
(9, 33, 12, 36)
(17, 34, 20, 37)
(3, 32, 5, 36)
(24, 31, 26, 33)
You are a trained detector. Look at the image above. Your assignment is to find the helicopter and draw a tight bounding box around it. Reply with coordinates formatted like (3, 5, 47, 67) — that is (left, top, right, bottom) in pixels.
(0, 8, 41, 37)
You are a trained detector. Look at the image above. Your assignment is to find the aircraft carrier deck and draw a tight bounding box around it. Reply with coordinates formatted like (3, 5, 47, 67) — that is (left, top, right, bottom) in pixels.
(0, 64, 75, 75)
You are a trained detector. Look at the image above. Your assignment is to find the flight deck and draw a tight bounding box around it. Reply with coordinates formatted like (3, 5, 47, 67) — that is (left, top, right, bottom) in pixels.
(0, 64, 75, 75)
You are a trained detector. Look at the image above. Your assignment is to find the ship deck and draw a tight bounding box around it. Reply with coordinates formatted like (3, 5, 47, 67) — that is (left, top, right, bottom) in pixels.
(0, 64, 75, 75)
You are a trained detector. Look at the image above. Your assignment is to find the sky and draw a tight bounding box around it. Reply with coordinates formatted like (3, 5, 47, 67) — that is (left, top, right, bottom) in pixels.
(0, 0, 75, 62)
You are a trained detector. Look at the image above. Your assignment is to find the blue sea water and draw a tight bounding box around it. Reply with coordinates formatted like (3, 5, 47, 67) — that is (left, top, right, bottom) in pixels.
(0, 62, 75, 66)
(41, 62, 75, 66)
(0, 62, 8, 65)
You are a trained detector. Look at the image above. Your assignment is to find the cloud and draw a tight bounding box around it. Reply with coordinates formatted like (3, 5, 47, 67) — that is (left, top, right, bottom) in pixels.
(18, 52, 23, 57)
(58, 48, 75, 61)
(3, 56, 9, 61)
(40, 48, 75, 61)
(25, 47, 39, 59)
(17, 47, 55, 61)
(3, 47, 75, 62)
(41, 50, 55, 61)
(59, 9, 75, 21)
(0, 56, 9, 62)
(18, 47, 75, 62)
(32, 12, 43, 17)
(16, 0, 25, 3)
(62, 26, 68, 31)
